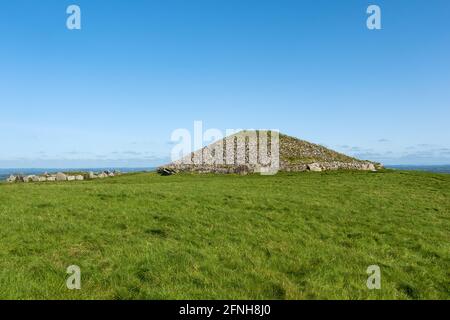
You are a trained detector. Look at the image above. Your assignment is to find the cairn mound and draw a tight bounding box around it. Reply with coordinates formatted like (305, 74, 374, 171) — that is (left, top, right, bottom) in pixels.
(158, 130, 382, 174)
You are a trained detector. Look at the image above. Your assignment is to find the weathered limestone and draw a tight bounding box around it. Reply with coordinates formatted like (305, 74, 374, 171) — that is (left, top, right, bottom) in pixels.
(75, 175, 84, 181)
(24, 175, 37, 183)
(157, 167, 177, 176)
(307, 163, 322, 172)
(56, 173, 67, 181)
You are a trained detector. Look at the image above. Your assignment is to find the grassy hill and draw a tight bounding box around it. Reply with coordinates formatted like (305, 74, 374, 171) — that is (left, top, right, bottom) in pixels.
(0, 170, 448, 299)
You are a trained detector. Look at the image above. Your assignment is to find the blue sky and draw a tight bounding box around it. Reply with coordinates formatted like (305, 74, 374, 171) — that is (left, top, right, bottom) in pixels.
(0, 0, 449, 168)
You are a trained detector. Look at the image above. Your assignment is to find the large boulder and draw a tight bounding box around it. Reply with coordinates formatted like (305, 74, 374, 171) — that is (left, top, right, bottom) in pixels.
(47, 176, 56, 182)
(6, 175, 17, 183)
(98, 172, 108, 178)
(307, 163, 322, 172)
(23, 175, 36, 183)
(56, 172, 67, 181)
(67, 176, 76, 181)
(75, 175, 84, 181)
(157, 167, 177, 176)
(38, 176, 47, 182)
(362, 162, 377, 171)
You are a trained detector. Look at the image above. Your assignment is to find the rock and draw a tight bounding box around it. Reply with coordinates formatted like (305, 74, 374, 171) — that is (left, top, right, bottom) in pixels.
(359, 162, 377, 171)
(75, 175, 84, 181)
(56, 172, 67, 181)
(108, 172, 115, 177)
(23, 175, 36, 183)
(67, 176, 76, 181)
(157, 167, 177, 176)
(307, 163, 322, 172)
(374, 162, 384, 170)
(31, 175, 40, 182)
(47, 176, 56, 182)
(98, 172, 108, 178)
(235, 165, 250, 175)
(6, 175, 17, 183)
(38, 176, 47, 182)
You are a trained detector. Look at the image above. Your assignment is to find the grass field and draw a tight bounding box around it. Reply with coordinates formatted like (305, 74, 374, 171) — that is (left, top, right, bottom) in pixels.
(0, 170, 448, 299)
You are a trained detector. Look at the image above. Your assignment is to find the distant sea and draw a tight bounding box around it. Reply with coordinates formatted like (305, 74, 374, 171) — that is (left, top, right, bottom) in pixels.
(0, 167, 155, 181)
(385, 165, 450, 174)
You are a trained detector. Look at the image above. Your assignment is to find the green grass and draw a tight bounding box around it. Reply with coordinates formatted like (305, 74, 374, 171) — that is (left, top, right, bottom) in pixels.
(0, 170, 448, 299)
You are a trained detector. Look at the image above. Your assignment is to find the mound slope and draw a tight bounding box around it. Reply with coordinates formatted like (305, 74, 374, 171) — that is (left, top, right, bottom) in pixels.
(158, 130, 381, 174)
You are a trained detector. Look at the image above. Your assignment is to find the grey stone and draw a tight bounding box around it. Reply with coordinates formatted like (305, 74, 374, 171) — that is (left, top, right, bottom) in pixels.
(307, 163, 322, 172)
(157, 167, 177, 176)
(24, 175, 37, 183)
(56, 173, 67, 181)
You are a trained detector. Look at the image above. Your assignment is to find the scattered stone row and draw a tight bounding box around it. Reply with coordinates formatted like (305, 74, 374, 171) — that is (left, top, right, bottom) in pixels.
(6, 170, 121, 183)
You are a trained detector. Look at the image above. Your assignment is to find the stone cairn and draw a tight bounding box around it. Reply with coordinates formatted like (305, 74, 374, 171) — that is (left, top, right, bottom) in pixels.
(5, 170, 121, 183)
(158, 130, 381, 175)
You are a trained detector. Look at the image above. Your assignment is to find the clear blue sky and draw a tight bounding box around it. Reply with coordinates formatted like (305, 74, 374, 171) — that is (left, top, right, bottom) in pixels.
(0, 0, 449, 167)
